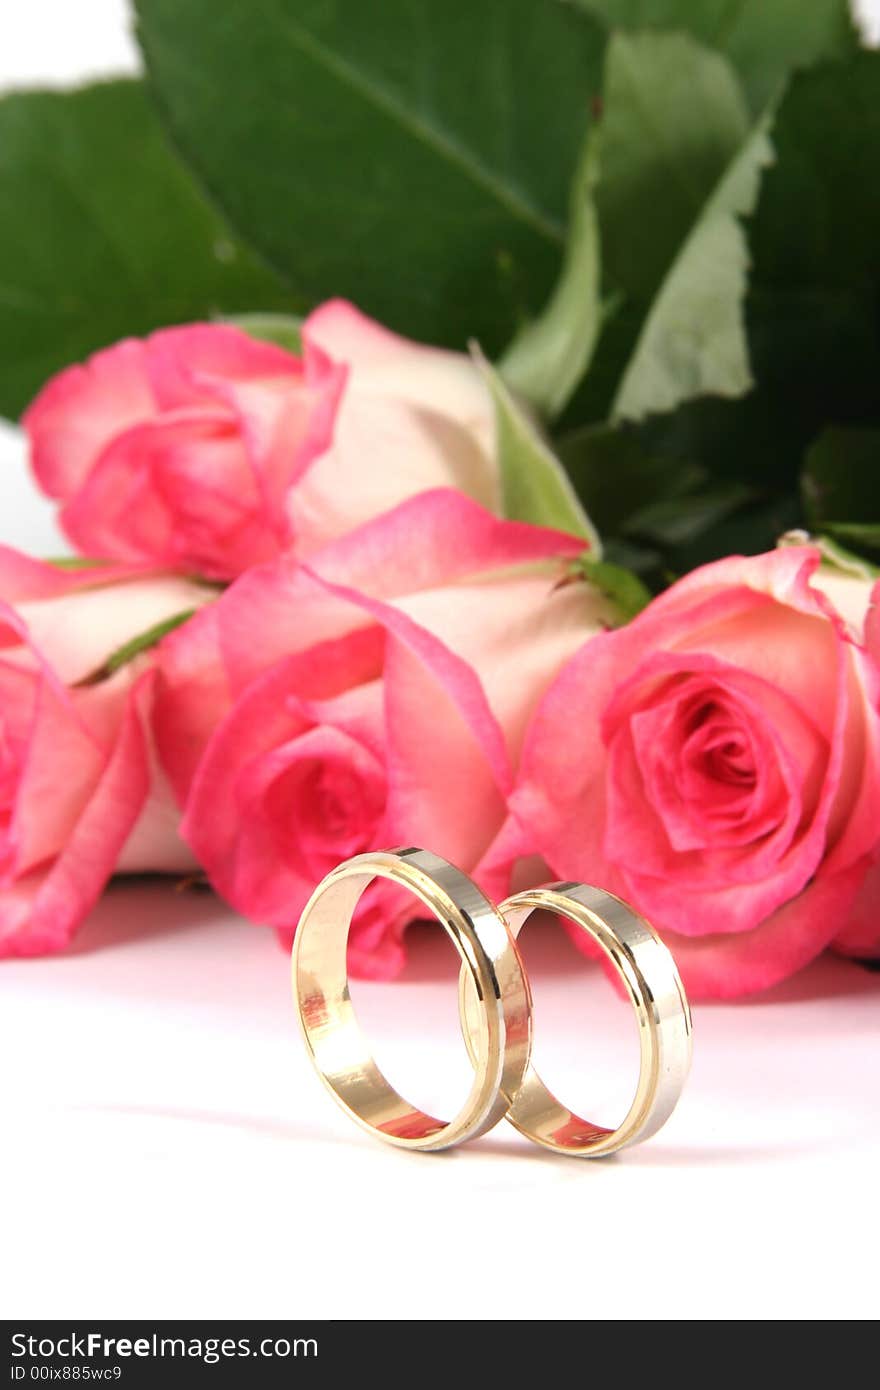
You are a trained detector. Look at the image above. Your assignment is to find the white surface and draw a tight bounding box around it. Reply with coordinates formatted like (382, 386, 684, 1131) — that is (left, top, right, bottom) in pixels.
(0, 422, 68, 555)
(1, 887, 879, 1320)
(2, 0, 880, 1325)
(856, 0, 880, 39)
(0, 1, 139, 90)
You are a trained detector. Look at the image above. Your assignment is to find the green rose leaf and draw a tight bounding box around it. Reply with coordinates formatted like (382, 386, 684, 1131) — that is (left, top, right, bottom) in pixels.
(801, 531, 880, 580)
(636, 52, 880, 541)
(599, 34, 750, 324)
(622, 481, 755, 547)
(560, 48, 880, 573)
(226, 313, 303, 355)
(802, 427, 880, 532)
(477, 351, 600, 551)
(574, 555, 652, 623)
(134, 0, 607, 354)
(499, 129, 603, 420)
(820, 524, 880, 565)
(556, 411, 802, 595)
(572, 50, 880, 532)
(576, 32, 759, 421)
(0, 80, 294, 420)
(612, 113, 773, 421)
(570, 0, 859, 110)
(558, 420, 703, 537)
(746, 53, 880, 466)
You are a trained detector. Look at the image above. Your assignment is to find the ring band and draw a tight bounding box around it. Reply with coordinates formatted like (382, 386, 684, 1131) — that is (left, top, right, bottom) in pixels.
(459, 883, 692, 1157)
(292, 847, 532, 1152)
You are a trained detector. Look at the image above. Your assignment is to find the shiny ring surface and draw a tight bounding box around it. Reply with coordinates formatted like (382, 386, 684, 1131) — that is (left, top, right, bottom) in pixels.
(460, 882, 692, 1157)
(292, 847, 532, 1152)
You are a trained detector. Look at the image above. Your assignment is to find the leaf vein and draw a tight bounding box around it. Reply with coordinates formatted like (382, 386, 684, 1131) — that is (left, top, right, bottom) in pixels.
(258, 2, 564, 244)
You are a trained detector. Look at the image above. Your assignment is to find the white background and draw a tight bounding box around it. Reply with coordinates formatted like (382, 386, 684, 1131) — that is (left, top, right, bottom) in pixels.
(1, 1, 879, 1323)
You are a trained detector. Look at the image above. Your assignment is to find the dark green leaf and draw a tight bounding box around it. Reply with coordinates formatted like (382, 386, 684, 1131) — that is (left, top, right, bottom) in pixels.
(745, 53, 880, 455)
(625, 392, 798, 488)
(612, 114, 772, 420)
(665, 492, 804, 573)
(803, 427, 880, 529)
(557, 416, 793, 578)
(601, 535, 663, 577)
(499, 129, 602, 419)
(824, 523, 880, 553)
(557, 420, 703, 535)
(589, 52, 880, 543)
(623, 482, 754, 546)
(598, 33, 750, 313)
(570, 0, 859, 110)
(579, 32, 756, 421)
(0, 80, 295, 419)
(134, 0, 607, 354)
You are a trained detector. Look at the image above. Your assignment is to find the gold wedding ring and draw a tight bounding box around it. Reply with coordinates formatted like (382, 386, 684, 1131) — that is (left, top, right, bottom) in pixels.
(293, 851, 692, 1156)
(460, 883, 693, 1156)
(292, 847, 532, 1152)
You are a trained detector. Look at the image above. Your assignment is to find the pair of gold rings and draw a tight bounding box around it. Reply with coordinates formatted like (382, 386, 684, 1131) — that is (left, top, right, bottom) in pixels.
(292, 848, 692, 1157)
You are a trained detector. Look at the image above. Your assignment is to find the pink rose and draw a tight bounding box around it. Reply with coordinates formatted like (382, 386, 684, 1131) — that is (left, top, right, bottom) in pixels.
(0, 550, 210, 955)
(23, 302, 499, 580)
(500, 547, 880, 997)
(155, 491, 602, 975)
(293, 300, 499, 551)
(825, 572, 880, 966)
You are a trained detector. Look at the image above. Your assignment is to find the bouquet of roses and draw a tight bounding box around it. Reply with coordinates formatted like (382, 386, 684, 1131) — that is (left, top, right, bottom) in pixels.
(1, 0, 878, 998)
